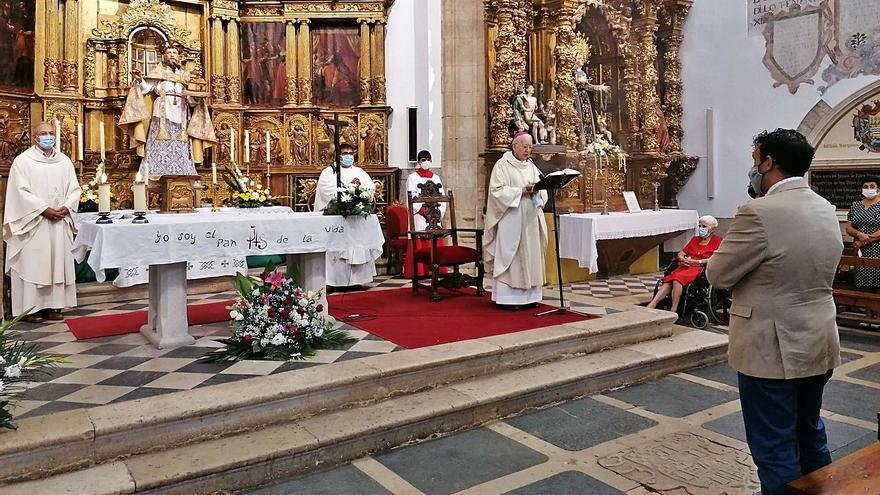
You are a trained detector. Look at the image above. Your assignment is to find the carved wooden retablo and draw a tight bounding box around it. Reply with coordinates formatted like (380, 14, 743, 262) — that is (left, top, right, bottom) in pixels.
(158, 175, 198, 213)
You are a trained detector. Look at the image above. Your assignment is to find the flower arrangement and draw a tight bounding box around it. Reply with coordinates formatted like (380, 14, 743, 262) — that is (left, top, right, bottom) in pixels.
(585, 136, 628, 173)
(323, 178, 376, 218)
(201, 264, 354, 362)
(1, 313, 67, 430)
(222, 164, 276, 208)
(79, 177, 115, 213)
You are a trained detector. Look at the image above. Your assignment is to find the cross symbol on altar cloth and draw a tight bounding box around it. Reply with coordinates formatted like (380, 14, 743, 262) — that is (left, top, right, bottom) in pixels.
(323, 113, 349, 202)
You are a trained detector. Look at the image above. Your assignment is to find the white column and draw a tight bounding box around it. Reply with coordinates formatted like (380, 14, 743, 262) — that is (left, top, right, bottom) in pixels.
(140, 262, 194, 349)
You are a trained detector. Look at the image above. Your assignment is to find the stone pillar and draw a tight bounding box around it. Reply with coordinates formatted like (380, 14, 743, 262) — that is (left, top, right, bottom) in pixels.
(551, 4, 584, 150)
(358, 19, 372, 105)
(297, 19, 312, 106)
(226, 18, 241, 104)
(210, 17, 226, 103)
(285, 20, 298, 105)
(370, 20, 386, 104)
(62, 0, 78, 92)
(632, 2, 661, 153)
(44, 0, 61, 91)
(486, 0, 530, 148)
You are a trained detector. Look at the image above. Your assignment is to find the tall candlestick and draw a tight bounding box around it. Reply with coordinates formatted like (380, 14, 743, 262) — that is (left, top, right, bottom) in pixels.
(265, 130, 271, 163)
(77, 123, 84, 161)
(243, 130, 250, 163)
(99, 122, 106, 161)
(54, 119, 61, 152)
(211, 163, 217, 184)
(230, 128, 236, 162)
(133, 172, 147, 212)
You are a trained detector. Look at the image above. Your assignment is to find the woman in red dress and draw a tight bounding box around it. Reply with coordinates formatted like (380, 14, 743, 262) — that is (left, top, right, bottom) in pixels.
(647, 215, 723, 311)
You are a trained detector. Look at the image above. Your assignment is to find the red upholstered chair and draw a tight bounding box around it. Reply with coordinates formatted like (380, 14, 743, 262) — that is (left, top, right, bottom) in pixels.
(407, 188, 485, 302)
(384, 202, 409, 275)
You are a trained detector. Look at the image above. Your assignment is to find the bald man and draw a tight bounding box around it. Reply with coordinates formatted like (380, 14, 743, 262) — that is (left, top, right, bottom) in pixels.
(484, 133, 548, 309)
(3, 122, 81, 322)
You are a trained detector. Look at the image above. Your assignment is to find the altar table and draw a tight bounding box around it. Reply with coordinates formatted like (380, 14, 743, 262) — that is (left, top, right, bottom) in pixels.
(558, 210, 699, 276)
(72, 210, 384, 349)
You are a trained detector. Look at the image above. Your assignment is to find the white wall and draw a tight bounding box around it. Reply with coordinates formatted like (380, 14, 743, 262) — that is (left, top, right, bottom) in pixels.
(385, 0, 443, 169)
(677, 0, 879, 218)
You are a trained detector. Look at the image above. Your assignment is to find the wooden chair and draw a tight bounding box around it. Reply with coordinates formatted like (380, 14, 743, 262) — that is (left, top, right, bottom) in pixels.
(384, 202, 408, 275)
(406, 188, 485, 302)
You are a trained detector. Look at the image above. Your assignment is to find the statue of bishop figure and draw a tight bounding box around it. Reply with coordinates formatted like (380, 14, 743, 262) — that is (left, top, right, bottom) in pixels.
(118, 46, 217, 179)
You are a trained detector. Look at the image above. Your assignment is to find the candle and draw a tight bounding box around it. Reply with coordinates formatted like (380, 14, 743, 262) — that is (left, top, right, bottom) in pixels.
(77, 123, 84, 161)
(98, 178, 110, 213)
(133, 172, 147, 213)
(54, 119, 61, 152)
(265, 130, 270, 163)
(211, 162, 217, 184)
(230, 127, 236, 161)
(144, 162, 149, 182)
(243, 130, 250, 163)
(99, 122, 106, 161)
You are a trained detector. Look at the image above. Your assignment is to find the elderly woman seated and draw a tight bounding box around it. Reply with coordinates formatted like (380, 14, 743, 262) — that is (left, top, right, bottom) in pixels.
(647, 215, 723, 311)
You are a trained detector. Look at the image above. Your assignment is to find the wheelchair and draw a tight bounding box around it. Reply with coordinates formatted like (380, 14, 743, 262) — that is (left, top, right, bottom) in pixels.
(651, 261, 732, 329)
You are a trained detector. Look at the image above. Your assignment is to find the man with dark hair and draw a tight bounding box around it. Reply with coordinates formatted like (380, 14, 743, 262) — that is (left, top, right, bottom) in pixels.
(707, 128, 843, 494)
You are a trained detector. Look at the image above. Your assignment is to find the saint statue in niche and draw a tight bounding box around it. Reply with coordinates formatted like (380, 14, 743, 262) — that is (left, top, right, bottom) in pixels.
(573, 51, 610, 148)
(289, 120, 309, 165)
(361, 122, 384, 164)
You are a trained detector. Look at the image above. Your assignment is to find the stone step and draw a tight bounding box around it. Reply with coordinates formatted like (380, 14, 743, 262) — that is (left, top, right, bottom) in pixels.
(1, 329, 727, 495)
(0, 308, 676, 484)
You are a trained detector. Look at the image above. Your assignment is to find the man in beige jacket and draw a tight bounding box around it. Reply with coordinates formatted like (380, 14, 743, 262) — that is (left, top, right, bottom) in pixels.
(707, 129, 842, 494)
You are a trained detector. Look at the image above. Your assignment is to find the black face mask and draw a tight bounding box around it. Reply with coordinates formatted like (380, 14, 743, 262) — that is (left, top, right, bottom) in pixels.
(747, 184, 758, 199)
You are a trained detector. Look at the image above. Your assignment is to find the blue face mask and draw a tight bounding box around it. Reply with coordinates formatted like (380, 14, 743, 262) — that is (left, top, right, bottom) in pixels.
(37, 135, 56, 150)
(340, 154, 355, 167)
(697, 227, 710, 238)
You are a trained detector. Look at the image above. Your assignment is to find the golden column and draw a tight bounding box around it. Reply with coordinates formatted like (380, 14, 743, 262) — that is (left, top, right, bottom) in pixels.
(358, 19, 372, 105)
(658, 1, 692, 154)
(210, 17, 226, 103)
(485, 0, 530, 148)
(632, 1, 661, 153)
(62, 0, 78, 92)
(285, 20, 298, 106)
(297, 19, 312, 106)
(226, 18, 242, 104)
(369, 20, 386, 105)
(551, 3, 584, 150)
(44, 0, 61, 91)
(530, 7, 556, 101)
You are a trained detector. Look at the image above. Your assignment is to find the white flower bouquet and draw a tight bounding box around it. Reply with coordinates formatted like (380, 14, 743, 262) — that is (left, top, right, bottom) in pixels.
(323, 178, 376, 218)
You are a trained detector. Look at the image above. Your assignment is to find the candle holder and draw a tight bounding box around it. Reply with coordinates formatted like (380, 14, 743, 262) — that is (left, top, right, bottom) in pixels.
(132, 211, 148, 224)
(652, 182, 661, 211)
(601, 156, 610, 215)
(96, 211, 113, 224)
(211, 183, 222, 212)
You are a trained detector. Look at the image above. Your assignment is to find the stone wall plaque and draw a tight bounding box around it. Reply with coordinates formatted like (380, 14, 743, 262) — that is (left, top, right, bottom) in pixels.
(809, 168, 880, 209)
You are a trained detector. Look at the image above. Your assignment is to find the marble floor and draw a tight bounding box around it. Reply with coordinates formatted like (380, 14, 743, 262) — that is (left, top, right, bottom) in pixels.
(10, 273, 655, 419)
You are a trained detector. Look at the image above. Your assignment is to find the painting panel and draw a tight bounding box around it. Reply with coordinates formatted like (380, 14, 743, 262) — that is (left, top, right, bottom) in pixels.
(0, 0, 35, 91)
(312, 26, 360, 108)
(240, 22, 287, 107)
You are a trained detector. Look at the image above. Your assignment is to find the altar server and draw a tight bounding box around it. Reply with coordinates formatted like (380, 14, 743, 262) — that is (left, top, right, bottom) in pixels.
(4, 122, 81, 322)
(405, 150, 447, 277)
(484, 133, 548, 309)
(313, 143, 377, 287)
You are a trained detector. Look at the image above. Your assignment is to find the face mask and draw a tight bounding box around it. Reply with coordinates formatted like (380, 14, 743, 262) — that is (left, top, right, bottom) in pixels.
(748, 165, 764, 196)
(419, 160, 432, 170)
(697, 227, 710, 238)
(37, 135, 55, 150)
(863, 188, 877, 199)
(340, 154, 355, 168)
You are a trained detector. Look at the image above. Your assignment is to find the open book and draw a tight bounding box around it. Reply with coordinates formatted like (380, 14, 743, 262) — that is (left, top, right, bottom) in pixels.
(533, 168, 581, 191)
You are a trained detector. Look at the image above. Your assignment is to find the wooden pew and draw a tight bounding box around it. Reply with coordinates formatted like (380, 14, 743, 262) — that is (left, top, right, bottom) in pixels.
(787, 443, 880, 494)
(833, 255, 880, 323)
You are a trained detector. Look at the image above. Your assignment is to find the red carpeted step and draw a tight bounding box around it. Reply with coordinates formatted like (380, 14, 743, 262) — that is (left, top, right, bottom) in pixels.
(328, 287, 598, 349)
(65, 301, 234, 340)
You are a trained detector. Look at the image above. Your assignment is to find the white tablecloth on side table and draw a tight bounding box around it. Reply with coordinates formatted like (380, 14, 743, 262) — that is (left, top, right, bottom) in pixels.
(558, 210, 700, 273)
(71, 210, 384, 349)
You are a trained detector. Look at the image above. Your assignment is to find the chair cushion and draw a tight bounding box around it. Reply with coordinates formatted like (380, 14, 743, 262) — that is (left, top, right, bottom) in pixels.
(414, 245, 480, 266)
(385, 204, 408, 238)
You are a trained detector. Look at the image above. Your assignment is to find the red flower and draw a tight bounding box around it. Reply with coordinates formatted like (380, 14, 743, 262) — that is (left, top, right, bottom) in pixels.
(316, 304, 324, 313)
(243, 335, 253, 343)
(351, 178, 361, 186)
(267, 308, 276, 317)
(281, 309, 290, 318)
(296, 307, 306, 316)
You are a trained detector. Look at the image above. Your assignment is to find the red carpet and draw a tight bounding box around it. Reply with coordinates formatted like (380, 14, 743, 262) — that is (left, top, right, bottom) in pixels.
(328, 287, 599, 349)
(66, 301, 233, 340)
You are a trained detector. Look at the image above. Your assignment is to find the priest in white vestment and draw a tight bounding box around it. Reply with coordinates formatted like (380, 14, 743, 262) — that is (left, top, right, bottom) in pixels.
(3, 122, 81, 322)
(313, 143, 377, 288)
(484, 133, 548, 308)
(404, 149, 448, 277)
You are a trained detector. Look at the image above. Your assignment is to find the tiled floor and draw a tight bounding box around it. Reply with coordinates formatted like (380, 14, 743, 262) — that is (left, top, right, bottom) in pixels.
(12, 273, 656, 419)
(240, 331, 880, 495)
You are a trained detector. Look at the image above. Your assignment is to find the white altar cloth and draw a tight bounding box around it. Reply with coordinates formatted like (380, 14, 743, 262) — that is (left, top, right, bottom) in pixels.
(71, 210, 384, 348)
(558, 209, 699, 273)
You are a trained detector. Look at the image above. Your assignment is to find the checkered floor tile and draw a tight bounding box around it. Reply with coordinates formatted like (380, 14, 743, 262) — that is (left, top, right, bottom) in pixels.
(10, 274, 652, 419)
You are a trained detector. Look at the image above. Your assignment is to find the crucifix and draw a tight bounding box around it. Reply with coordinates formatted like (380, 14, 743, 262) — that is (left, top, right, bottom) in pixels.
(324, 113, 348, 202)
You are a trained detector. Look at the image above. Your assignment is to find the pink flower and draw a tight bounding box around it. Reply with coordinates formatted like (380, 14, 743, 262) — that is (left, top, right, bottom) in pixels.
(293, 288, 304, 299)
(265, 272, 286, 291)
(351, 178, 361, 186)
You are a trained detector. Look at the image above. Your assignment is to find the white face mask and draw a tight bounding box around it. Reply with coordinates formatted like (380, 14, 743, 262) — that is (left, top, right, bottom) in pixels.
(419, 160, 432, 170)
(864, 188, 878, 199)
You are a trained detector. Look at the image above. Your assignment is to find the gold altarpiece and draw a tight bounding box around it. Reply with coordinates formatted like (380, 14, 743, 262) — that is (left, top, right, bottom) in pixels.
(0, 0, 397, 217)
(484, 0, 698, 210)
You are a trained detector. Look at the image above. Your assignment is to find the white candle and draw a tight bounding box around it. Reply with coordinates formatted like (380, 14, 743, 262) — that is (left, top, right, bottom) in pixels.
(133, 172, 147, 212)
(265, 130, 270, 163)
(211, 162, 217, 184)
(144, 162, 149, 181)
(77, 123, 84, 161)
(230, 127, 236, 161)
(99, 122, 105, 161)
(54, 119, 61, 152)
(98, 177, 110, 213)
(243, 130, 250, 163)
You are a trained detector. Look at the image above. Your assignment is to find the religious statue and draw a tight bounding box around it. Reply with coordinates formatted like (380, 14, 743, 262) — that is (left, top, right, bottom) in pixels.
(510, 84, 528, 133)
(544, 100, 558, 146)
(573, 52, 610, 149)
(107, 57, 120, 89)
(655, 104, 671, 152)
(290, 121, 309, 165)
(361, 122, 384, 164)
(521, 85, 548, 144)
(118, 45, 217, 179)
(215, 124, 231, 162)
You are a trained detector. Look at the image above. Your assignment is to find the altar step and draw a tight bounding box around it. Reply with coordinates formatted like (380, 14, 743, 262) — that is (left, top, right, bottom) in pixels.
(0, 310, 727, 494)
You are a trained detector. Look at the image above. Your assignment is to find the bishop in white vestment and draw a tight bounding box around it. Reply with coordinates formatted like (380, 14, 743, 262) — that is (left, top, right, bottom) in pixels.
(313, 145, 377, 287)
(484, 133, 548, 307)
(3, 123, 81, 321)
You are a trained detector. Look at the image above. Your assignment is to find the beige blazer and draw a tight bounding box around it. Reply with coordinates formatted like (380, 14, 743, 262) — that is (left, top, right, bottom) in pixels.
(706, 178, 843, 379)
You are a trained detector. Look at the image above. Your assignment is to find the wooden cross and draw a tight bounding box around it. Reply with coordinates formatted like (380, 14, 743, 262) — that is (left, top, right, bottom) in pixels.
(324, 113, 349, 201)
